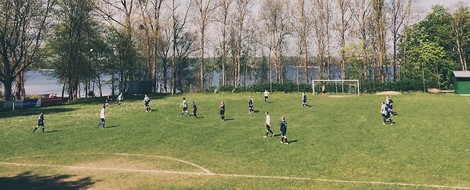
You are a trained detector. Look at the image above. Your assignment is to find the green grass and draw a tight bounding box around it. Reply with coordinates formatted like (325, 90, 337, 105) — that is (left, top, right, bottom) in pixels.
(0, 93, 469, 189)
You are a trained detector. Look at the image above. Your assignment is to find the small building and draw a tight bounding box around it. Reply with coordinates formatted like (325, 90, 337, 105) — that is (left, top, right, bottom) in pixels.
(453, 71, 470, 94)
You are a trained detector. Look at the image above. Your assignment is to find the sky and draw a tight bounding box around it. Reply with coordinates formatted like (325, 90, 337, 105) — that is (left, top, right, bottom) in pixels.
(416, 0, 469, 13)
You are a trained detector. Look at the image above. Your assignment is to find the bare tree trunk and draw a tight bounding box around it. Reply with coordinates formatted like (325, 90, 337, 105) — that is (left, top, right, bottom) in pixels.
(452, 7, 469, 71)
(233, 0, 253, 87)
(313, 0, 331, 79)
(388, 0, 412, 81)
(456, 38, 468, 71)
(372, 0, 387, 83)
(62, 82, 66, 98)
(15, 71, 26, 100)
(293, 0, 311, 84)
(337, 0, 352, 80)
(324, 0, 332, 80)
(168, 0, 191, 94)
(171, 17, 177, 94)
(218, 0, 232, 86)
(98, 76, 103, 97)
(261, 0, 290, 83)
(193, 0, 217, 91)
(352, 0, 372, 81)
(200, 35, 205, 91)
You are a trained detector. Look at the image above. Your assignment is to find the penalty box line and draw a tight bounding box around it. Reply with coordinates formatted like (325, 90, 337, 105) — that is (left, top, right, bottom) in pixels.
(0, 161, 469, 190)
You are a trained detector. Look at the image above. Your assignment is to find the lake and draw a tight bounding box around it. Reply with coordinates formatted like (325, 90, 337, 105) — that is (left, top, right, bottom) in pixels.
(0, 71, 113, 97)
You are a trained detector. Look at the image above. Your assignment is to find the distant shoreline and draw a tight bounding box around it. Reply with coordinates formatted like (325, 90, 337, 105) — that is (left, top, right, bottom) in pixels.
(1, 71, 113, 97)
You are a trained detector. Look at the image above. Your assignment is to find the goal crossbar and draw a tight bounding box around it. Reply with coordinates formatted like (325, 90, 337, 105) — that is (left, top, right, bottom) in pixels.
(312, 79, 360, 95)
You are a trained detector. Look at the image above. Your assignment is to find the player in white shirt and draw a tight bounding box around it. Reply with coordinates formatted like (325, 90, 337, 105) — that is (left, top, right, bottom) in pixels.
(264, 112, 275, 138)
(380, 101, 393, 125)
(144, 95, 151, 112)
(264, 90, 270, 104)
(117, 93, 123, 106)
(97, 104, 106, 128)
(181, 97, 189, 116)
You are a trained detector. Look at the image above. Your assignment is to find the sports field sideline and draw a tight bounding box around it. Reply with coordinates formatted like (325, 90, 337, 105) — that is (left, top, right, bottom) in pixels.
(0, 93, 468, 189)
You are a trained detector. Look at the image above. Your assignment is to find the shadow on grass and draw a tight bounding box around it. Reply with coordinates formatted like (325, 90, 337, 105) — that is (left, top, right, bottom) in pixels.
(106, 125, 118, 129)
(0, 108, 77, 119)
(224, 118, 234, 121)
(253, 110, 260, 113)
(45, 130, 58, 134)
(0, 171, 95, 190)
(288, 140, 298, 144)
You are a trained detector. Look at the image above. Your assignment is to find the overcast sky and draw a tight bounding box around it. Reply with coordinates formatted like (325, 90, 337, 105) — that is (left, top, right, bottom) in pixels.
(416, 0, 469, 13)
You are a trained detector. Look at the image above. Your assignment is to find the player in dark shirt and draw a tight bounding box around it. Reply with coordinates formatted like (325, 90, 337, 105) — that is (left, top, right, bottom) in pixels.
(381, 101, 393, 125)
(386, 95, 394, 116)
(302, 92, 307, 108)
(220, 101, 225, 121)
(248, 96, 254, 113)
(280, 116, 288, 144)
(32, 110, 45, 134)
(192, 101, 197, 118)
(105, 95, 111, 108)
(144, 95, 151, 112)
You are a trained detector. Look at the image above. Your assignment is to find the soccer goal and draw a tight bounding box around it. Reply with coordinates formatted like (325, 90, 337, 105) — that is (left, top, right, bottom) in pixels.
(312, 79, 360, 95)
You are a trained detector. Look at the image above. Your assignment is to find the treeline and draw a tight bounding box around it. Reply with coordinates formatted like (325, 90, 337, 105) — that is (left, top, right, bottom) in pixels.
(0, 0, 469, 100)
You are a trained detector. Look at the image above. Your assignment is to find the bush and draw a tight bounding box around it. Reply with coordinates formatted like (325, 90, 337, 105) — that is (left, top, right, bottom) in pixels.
(210, 80, 438, 94)
(361, 80, 434, 93)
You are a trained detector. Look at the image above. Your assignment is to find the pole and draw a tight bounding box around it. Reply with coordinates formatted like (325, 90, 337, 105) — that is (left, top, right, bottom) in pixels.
(422, 62, 425, 92)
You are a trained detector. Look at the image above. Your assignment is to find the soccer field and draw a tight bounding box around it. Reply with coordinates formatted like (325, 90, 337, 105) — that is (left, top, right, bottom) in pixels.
(0, 93, 469, 189)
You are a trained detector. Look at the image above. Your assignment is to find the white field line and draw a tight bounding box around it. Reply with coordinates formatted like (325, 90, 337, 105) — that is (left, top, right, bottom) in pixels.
(4, 153, 213, 174)
(0, 162, 209, 176)
(0, 161, 469, 190)
(113, 153, 213, 174)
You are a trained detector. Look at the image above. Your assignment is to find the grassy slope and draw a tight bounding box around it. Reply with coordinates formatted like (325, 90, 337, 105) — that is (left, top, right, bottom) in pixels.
(0, 93, 468, 189)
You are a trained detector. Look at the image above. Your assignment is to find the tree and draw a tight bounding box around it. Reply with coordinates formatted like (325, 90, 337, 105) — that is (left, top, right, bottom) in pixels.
(216, 0, 232, 86)
(372, 0, 387, 83)
(335, 0, 352, 80)
(192, 0, 218, 91)
(451, 5, 470, 71)
(342, 41, 368, 80)
(260, 0, 291, 83)
(351, 0, 373, 82)
(387, 0, 413, 81)
(400, 6, 458, 90)
(167, 0, 193, 94)
(234, 0, 253, 87)
(96, 0, 141, 94)
(311, 0, 334, 80)
(0, 0, 54, 100)
(47, 0, 102, 100)
(136, 0, 164, 93)
(292, 0, 312, 84)
(402, 39, 450, 89)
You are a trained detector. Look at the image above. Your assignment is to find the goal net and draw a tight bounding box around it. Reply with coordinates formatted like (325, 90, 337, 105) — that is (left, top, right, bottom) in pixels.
(312, 80, 360, 95)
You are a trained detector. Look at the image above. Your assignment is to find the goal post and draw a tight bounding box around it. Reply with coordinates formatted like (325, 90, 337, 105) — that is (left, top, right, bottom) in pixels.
(312, 79, 360, 95)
